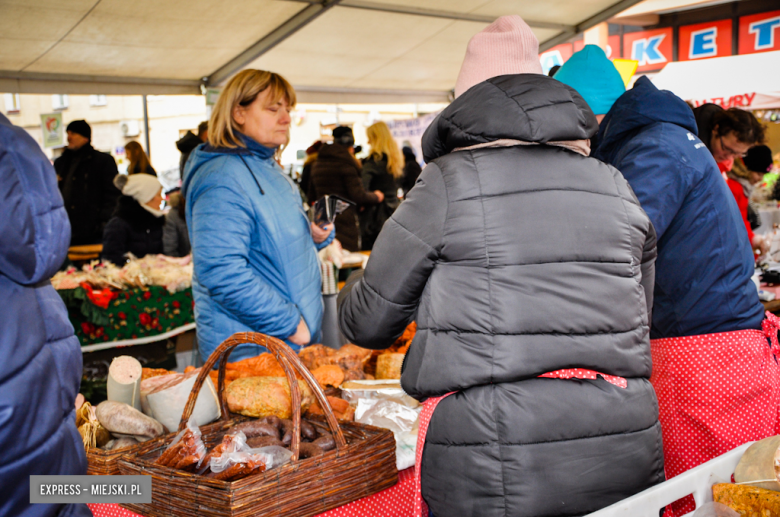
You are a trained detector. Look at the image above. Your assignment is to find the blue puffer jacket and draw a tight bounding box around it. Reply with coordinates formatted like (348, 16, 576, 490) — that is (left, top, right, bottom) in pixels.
(183, 135, 332, 362)
(594, 77, 764, 338)
(0, 114, 90, 517)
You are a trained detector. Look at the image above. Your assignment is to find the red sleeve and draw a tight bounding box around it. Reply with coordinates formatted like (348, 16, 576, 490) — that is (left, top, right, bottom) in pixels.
(727, 178, 753, 244)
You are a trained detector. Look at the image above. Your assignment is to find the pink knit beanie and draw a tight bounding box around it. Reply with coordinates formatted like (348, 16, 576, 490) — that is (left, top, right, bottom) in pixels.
(454, 15, 543, 98)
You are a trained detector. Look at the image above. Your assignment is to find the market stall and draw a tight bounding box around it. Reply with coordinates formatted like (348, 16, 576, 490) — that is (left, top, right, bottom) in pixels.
(52, 254, 195, 349)
(53, 255, 196, 400)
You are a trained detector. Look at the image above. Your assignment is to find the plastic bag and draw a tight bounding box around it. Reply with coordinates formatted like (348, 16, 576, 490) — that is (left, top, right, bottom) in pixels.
(341, 380, 421, 470)
(146, 370, 221, 432)
(154, 417, 206, 471)
(692, 502, 739, 516)
(196, 431, 248, 475)
(208, 445, 293, 481)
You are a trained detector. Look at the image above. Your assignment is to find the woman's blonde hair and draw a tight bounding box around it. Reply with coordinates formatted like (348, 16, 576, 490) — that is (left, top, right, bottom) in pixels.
(366, 121, 403, 179)
(124, 140, 151, 175)
(209, 69, 297, 149)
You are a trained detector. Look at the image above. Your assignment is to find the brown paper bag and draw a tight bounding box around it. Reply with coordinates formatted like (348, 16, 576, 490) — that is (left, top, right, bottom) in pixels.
(734, 435, 780, 491)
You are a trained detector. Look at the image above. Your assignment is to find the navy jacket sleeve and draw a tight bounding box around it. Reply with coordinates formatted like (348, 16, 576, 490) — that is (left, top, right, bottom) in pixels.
(0, 115, 70, 284)
(338, 163, 447, 349)
(614, 138, 691, 240)
(101, 217, 130, 265)
(190, 181, 302, 339)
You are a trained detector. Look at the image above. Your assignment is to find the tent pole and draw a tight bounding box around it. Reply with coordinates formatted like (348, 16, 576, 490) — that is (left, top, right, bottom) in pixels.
(142, 94, 150, 158)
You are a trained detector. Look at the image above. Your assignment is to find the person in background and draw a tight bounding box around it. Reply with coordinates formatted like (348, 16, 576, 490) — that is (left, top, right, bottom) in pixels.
(54, 119, 120, 245)
(309, 126, 384, 251)
(163, 191, 191, 257)
(102, 173, 165, 265)
(360, 121, 403, 250)
(183, 69, 334, 362)
(176, 120, 208, 178)
(547, 64, 561, 77)
(340, 16, 662, 517)
(728, 145, 774, 255)
(124, 140, 157, 176)
(401, 145, 422, 197)
(299, 139, 322, 203)
(1, 113, 91, 517)
(693, 104, 766, 174)
(558, 49, 773, 517)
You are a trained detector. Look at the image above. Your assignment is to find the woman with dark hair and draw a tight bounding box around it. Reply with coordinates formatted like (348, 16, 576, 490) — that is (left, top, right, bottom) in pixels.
(124, 140, 157, 176)
(693, 104, 766, 172)
(299, 140, 322, 203)
(401, 145, 422, 196)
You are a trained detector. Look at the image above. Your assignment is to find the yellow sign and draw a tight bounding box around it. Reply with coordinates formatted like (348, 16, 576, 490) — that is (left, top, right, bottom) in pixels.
(612, 59, 639, 87)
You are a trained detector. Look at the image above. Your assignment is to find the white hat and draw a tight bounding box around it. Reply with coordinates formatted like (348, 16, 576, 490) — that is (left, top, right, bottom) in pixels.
(114, 174, 161, 204)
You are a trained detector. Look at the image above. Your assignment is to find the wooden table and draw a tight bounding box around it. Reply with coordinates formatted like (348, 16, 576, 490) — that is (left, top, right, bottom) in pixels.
(68, 244, 102, 262)
(762, 299, 780, 315)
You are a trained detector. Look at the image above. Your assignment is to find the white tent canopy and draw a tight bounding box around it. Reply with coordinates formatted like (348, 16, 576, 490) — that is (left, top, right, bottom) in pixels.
(0, 0, 643, 102)
(652, 51, 780, 110)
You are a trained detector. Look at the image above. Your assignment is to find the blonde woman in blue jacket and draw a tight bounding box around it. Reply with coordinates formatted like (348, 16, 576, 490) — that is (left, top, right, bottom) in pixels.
(183, 70, 333, 362)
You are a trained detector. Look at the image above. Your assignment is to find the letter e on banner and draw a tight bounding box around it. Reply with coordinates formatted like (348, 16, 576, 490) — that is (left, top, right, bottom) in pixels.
(679, 20, 732, 61)
(739, 10, 780, 54)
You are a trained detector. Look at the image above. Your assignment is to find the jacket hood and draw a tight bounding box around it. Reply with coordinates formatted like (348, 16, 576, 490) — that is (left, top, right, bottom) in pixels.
(595, 76, 698, 161)
(422, 73, 598, 162)
(176, 131, 203, 153)
(182, 133, 275, 197)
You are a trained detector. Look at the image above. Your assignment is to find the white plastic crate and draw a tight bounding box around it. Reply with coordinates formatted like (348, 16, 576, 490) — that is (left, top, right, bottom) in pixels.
(585, 441, 753, 517)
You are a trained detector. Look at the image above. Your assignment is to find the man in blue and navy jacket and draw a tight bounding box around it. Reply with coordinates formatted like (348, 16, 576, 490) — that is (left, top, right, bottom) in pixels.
(0, 113, 91, 517)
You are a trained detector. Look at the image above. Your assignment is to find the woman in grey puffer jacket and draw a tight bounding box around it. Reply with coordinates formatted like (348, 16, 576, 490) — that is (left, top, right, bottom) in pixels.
(338, 16, 663, 517)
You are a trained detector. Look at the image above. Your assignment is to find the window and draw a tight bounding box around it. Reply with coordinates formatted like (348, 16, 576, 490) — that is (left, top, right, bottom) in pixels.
(89, 94, 107, 107)
(3, 93, 20, 113)
(52, 94, 69, 110)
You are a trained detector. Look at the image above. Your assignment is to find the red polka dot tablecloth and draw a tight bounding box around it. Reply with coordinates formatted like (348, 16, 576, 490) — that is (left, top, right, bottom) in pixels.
(651, 312, 780, 516)
(87, 467, 415, 517)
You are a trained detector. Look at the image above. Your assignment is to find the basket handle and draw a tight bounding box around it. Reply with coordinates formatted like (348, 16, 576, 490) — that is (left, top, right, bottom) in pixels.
(178, 332, 347, 461)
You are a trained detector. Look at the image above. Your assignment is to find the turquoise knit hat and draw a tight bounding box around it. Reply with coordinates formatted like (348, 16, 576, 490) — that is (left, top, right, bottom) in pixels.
(554, 44, 625, 116)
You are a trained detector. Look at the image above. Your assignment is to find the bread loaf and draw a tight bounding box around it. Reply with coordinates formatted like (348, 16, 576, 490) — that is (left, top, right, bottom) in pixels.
(712, 482, 780, 515)
(376, 353, 404, 380)
(226, 377, 313, 419)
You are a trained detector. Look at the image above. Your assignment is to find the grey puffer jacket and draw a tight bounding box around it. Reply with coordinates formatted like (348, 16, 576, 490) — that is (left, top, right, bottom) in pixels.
(338, 74, 663, 516)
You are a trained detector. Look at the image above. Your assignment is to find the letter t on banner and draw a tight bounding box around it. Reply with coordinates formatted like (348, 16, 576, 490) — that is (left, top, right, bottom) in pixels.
(750, 16, 780, 50)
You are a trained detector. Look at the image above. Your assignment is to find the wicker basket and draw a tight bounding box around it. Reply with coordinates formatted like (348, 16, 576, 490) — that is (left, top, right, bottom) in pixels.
(87, 439, 159, 475)
(118, 332, 398, 517)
